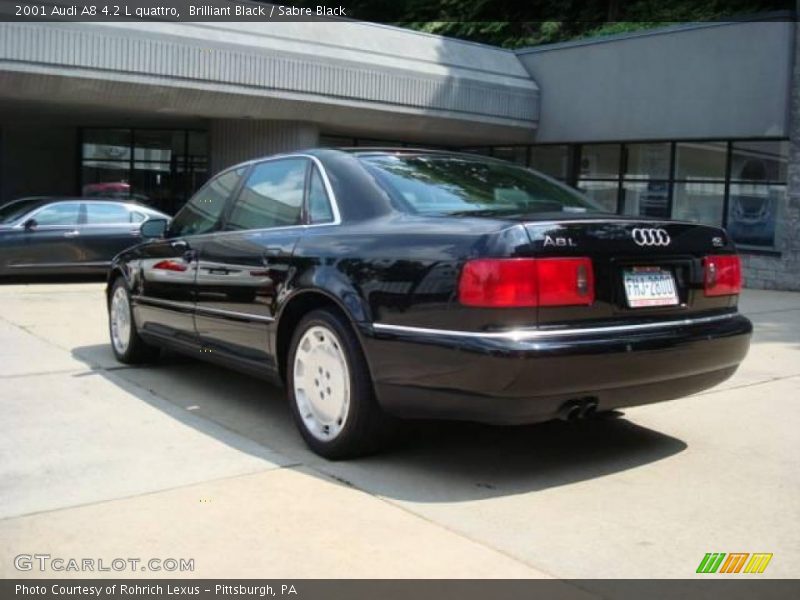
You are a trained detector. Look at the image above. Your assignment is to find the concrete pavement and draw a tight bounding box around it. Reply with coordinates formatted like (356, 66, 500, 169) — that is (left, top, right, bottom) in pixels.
(0, 282, 798, 579)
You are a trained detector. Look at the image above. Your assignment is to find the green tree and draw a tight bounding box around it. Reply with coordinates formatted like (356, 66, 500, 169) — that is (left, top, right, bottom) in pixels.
(281, 0, 793, 48)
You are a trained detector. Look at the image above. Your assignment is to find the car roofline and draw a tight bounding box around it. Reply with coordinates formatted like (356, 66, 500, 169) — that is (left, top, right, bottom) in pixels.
(336, 147, 510, 162)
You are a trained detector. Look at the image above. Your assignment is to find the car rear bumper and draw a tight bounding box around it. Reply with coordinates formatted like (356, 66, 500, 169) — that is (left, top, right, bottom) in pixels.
(360, 312, 752, 424)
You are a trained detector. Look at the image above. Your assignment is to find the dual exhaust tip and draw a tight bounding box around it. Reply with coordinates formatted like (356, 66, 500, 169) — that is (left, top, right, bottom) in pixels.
(558, 398, 599, 422)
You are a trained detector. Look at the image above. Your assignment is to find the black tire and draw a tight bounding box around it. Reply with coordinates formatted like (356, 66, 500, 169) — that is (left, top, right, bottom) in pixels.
(108, 277, 160, 364)
(287, 308, 397, 459)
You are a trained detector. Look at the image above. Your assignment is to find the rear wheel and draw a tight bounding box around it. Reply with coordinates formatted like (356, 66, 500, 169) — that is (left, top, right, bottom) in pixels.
(108, 277, 160, 364)
(287, 308, 396, 459)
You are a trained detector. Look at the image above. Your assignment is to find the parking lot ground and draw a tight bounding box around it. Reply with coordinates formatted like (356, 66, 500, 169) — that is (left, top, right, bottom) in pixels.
(0, 282, 798, 580)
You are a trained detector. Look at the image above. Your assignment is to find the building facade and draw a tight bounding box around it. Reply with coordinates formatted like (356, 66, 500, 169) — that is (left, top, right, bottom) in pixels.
(0, 12, 797, 289)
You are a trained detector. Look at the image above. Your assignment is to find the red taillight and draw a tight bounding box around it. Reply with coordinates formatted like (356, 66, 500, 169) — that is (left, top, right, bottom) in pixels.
(703, 255, 742, 296)
(458, 257, 594, 308)
(152, 259, 188, 272)
(536, 257, 595, 306)
(458, 259, 539, 307)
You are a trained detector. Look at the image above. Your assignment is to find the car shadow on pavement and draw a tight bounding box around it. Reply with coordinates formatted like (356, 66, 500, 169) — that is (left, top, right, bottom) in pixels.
(72, 344, 688, 503)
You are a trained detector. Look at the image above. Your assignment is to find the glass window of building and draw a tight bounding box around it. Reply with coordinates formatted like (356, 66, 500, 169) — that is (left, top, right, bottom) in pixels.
(621, 181, 671, 219)
(621, 144, 671, 218)
(624, 143, 671, 180)
(727, 141, 788, 249)
(449, 138, 788, 252)
(130, 130, 183, 213)
(672, 182, 726, 227)
(579, 144, 621, 179)
(730, 141, 788, 182)
(82, 129, 131, 161)
(80, 128, 209, 216)
(672, 142, 727, 227)
(675, 142, 727, 180)
(727, 183, 785, 249)
(577, 180, 619, 213)
(529, 145, 569, 180)
(577, 144, 621, 213)
(178, 131, 210, 216)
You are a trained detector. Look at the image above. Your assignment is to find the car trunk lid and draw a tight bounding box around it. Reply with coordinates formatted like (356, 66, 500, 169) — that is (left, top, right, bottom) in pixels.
(518, 217, 739, 326)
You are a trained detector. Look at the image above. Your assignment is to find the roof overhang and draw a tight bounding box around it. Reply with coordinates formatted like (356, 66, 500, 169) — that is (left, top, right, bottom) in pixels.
(0, 20, 540, 144)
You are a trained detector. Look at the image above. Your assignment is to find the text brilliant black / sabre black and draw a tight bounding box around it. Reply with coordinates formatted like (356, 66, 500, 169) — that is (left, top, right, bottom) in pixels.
(106, 149, 752, 459)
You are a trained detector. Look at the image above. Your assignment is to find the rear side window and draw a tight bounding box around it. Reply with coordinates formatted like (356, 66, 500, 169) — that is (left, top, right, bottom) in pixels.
(226, 158, 306, 231)
(361, 154, 602, 216)
(31, 203, 81, 226)
(85, 203, 131, 224)
(308, 167, 334, 224)
(170, 168, 244, 237)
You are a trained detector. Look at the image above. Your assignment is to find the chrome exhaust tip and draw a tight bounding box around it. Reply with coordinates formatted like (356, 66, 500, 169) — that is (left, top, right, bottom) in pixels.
(558, 401, 583, 422)
(580, 399, 598, 419)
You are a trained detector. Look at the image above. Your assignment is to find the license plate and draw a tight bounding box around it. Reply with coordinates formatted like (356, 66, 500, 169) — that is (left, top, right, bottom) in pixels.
(623, 268, 679, 308)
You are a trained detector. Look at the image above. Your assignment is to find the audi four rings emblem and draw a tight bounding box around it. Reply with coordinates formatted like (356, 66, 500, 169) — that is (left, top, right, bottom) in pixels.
(632, 228, 671, 246)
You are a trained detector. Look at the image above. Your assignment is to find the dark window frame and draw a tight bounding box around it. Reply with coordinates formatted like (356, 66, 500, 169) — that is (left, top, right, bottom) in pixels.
(78, 127, 209, 215)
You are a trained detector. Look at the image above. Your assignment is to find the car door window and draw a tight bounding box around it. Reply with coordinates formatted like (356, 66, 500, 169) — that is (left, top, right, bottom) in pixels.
(30, 203, 80, 226)
(169, 168, 244, 237)
(226, 159, 307, 231)
(85, 203, 133, 225)
(308, 166, 334, 224)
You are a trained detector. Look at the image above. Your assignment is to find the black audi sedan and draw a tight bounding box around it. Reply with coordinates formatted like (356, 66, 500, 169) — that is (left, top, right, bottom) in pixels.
(0, 197, 169, 276)
(106, 149, 752, 459)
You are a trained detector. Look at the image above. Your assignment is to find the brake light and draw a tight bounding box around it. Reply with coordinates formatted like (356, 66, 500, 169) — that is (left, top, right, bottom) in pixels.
(152, 259, 187, 272)
(458, 257, 594, 308)
(703, 255, 742, 296)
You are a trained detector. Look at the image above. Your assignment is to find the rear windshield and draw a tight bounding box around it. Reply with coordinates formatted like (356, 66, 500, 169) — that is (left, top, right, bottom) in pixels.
(360, 154, 602, 217)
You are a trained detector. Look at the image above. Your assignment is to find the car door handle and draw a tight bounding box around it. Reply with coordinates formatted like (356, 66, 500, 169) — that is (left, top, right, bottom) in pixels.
(171, 240, 188, 250)
(63, 230, 80, 238)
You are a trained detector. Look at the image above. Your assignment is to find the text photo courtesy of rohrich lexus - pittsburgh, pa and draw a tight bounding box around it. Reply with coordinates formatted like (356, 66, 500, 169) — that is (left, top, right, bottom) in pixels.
(0, 1, 799, 599)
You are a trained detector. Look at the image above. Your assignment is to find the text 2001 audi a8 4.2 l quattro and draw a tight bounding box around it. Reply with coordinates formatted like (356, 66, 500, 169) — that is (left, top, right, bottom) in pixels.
(106, 149, 752, 458)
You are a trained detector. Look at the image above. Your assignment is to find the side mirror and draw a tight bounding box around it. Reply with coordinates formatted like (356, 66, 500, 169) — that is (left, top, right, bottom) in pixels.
(23, 218, 37, 232)
(140, 218, 168, 239)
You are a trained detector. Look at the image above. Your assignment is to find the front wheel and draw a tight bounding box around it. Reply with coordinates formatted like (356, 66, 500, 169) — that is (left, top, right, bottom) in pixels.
(287, 308, 396, 459)
(108, 277, 160, 364)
